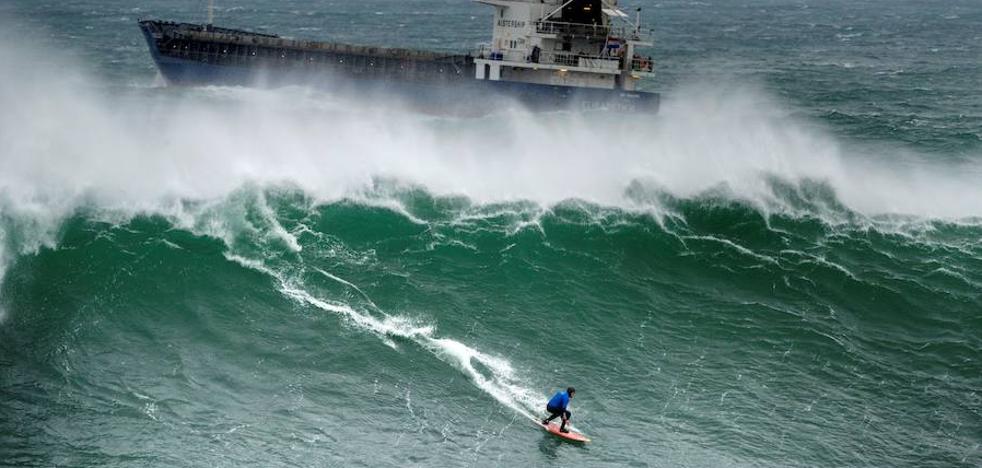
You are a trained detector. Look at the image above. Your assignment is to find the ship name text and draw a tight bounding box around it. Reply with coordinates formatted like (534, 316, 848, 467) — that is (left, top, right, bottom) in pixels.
(497, 19, 526, 28)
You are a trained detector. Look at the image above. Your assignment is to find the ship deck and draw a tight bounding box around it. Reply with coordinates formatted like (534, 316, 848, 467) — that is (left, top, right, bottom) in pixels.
(140, 20, 469, 65)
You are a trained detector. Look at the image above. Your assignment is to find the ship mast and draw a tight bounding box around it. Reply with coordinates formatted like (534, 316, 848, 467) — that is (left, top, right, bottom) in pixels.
(207, 0, 214, 25)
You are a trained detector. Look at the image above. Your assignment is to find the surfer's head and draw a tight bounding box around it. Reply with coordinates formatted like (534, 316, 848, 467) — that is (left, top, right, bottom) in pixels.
(567, 387, 576, 397)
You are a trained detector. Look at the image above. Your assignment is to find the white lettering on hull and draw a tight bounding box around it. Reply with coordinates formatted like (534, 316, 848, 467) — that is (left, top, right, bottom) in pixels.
(496, 19, 526, 28)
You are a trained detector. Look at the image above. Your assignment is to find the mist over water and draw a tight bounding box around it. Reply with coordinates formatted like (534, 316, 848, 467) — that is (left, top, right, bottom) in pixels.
(2, 1, 981, 467)
(2, 33, 980, 221)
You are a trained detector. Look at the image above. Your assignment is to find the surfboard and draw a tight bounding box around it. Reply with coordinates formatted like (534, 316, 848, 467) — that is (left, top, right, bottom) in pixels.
(538, 421, 591, 443)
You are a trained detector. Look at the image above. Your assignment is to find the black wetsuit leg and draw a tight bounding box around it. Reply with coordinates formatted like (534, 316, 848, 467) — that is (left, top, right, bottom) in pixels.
(543, 406, 571, 426)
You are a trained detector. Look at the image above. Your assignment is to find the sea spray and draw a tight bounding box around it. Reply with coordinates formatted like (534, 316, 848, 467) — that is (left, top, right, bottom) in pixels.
(2, 38, 981, 227)
(2, 3, 981, 465)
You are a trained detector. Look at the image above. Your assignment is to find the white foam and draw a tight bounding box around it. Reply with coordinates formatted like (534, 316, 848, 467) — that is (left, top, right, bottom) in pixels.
(284, 277, 544, 418)
(225, 245, 548, 421)
(0, 194, 69, 321)
(423, 337, 543, 421)
(1, 35, 981, 227)
(683, 235, 780, 265)
(2, 27, 981, 338)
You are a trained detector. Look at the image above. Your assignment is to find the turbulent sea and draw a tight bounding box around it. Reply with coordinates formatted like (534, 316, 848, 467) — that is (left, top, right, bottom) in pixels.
(1, 1, 981, 466)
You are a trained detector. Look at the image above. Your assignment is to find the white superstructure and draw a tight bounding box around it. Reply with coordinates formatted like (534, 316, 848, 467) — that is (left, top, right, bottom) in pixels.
(474, 0, 654, 91)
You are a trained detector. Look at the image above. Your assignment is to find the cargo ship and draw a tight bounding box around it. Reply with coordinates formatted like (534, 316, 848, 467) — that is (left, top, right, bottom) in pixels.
(139, 0, 659, 113)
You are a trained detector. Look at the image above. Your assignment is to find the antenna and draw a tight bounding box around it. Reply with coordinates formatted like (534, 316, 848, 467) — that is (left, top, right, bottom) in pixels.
(207, 0, 214, 25)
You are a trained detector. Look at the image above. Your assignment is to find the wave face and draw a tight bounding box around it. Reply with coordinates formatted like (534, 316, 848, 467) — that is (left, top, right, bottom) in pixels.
(2, 1, 981, 467)
(2, 189, 981, 467)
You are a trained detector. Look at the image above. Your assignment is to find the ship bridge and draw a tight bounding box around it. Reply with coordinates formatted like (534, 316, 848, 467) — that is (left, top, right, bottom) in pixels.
(473, 0, 653, 91)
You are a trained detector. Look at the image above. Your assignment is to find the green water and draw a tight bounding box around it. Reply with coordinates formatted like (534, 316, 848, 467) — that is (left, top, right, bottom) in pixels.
(1, 1, 981, 466)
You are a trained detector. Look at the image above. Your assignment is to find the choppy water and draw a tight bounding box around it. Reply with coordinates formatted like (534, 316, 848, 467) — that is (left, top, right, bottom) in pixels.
(1, 1, 980, 467)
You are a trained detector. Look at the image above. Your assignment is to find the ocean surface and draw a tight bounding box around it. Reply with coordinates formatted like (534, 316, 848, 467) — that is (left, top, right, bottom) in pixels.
(1, 1, 981, 466)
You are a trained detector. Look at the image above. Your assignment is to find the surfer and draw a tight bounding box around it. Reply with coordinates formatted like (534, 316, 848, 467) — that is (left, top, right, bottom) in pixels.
(541, 387, 575, 433)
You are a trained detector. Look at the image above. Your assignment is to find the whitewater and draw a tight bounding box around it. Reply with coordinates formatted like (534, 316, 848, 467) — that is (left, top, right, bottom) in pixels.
(2, 1, 981, 467)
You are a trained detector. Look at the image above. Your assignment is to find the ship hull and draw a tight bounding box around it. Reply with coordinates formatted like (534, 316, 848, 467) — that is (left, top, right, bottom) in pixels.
(139, 21, 659, 114)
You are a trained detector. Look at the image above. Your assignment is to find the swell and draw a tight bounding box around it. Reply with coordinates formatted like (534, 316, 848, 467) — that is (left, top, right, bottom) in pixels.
(1, 187, 980, 466)
(2, 184, 981, 330)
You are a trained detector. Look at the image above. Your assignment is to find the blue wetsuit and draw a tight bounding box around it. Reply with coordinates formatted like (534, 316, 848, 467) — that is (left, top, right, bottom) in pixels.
(547, 391, 570, 412)
(542, 390, 572, 429)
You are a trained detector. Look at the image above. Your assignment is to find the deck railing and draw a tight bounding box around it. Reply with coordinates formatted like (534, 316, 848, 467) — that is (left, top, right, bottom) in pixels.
(534, 21, 611, 38)
(477, 44, 623, 71)
(630, 57, 654, 73)
(533, 21, 643, 41)
(543, 51, 621, 70)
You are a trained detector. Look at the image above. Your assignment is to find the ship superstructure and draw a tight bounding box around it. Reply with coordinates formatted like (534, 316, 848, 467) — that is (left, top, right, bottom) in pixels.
(138, 0, 658, 112)
(474, 0, 653, 91)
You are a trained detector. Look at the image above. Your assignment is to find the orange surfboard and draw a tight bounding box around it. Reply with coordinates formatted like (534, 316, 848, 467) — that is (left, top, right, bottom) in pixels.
(538, 421, 591, 443)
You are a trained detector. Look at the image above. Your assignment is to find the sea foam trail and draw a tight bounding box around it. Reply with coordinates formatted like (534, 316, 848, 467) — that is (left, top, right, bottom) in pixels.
(225, 252, 546, 424)
(193, 191, 549, 423)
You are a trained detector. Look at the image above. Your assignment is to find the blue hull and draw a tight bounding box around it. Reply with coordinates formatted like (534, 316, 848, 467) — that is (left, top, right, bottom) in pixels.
(140, 23, 659, 114)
